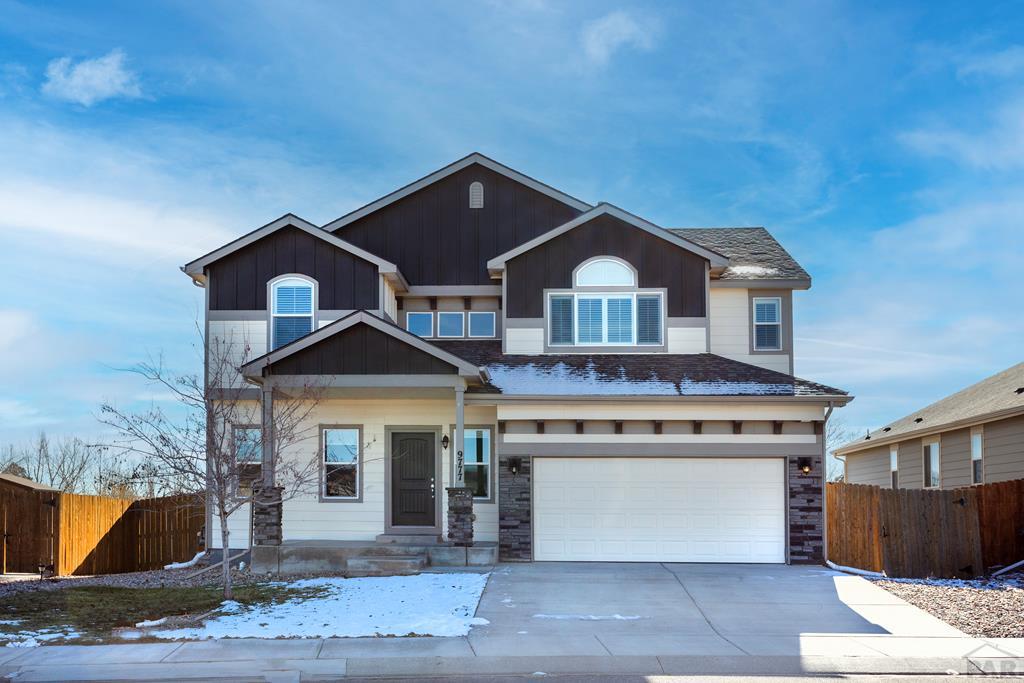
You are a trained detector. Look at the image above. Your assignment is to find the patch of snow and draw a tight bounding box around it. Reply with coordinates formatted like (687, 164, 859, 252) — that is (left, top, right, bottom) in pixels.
(825, 560, 886, 578)
(135, 617, 167, 628)
(0, 620, 21, 626)
(486, 362, 794, 396)
(218, 600, 243, 614)
(155, 573, 490, 640)
(164, 550, 205, 571)
(879, 575, 1024, 590)
(726, 265, 781, 277)
(2, 627, 80, 648)
(532, 613, 643, 621)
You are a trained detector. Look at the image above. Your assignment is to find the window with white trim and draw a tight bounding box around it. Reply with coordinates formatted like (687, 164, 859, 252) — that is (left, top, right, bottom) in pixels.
(752, 297, 782, 351)
(271, 277, 314, 349)
(437, 312, 465, 338)
(468, 311, 496, 338)
(234, 426, 262, 497)
(923, 441, 940, 488)
(575, 258, 636, 287)
(406, 312, 433, 337)
(890, 445, 899, 489)
(324, 427, 360, 499)
(548, 292, 662, 346)
(971, 427, 984, 484)
(464, 428, 491, 499)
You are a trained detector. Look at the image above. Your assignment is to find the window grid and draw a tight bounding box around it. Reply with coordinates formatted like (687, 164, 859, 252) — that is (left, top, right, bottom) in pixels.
(271, 277, 314, 349)
(752, 297, 782, 351)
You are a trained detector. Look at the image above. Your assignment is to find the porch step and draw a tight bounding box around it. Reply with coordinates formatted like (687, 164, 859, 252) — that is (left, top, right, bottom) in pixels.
(346, 554, 426, 577)
(375, 533, 443, 545)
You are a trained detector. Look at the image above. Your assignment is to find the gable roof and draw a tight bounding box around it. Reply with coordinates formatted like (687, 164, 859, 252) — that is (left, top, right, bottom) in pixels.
(182, 214, 408, 289)
(0, 472, 57, 491)
(433, 341, 850, 399)
(670, 227, 810, 286)
(240, 311, 484, 380)
(486, 203, 730, 276)
(323, 152, 592, 233)
(836, 363, 1024, 455)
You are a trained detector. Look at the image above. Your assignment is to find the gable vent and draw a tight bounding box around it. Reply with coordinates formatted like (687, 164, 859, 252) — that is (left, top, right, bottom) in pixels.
(469, 181, 484, 209)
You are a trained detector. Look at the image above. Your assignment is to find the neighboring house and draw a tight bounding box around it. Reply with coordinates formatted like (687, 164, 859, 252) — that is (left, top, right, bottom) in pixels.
(836, 363, 1024, 490)
(182, 153, 850, 566)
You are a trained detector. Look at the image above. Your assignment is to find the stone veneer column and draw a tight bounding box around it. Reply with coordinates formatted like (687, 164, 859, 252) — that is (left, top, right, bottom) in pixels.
(446, 486, 475, 546)
(498, 455, 532, 561)
(788, 454, 824, 563)
(252, 486, 283, 546)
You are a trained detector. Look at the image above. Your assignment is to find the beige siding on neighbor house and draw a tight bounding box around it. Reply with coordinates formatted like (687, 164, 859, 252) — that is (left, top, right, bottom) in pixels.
(845, 445, 890, 487)
(940, 428, 972, 489)
(898, 438, 923, 489)
(985, 415, 1024, 482)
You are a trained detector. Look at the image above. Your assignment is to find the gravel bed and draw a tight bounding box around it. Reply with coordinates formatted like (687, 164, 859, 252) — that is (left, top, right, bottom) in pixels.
(873, 573, 1024, 638)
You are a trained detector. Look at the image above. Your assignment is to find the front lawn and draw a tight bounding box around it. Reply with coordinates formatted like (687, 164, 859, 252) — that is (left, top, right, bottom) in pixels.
(0, 583, 324, 647)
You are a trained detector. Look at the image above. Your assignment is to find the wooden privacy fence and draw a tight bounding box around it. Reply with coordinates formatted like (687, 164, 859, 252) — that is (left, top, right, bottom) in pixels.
(1, 477, 205, 576)
(827, 479, 1024, 578)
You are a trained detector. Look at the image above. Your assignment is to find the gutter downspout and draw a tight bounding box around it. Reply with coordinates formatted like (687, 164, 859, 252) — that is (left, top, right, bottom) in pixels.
(822, 400, 835, 565)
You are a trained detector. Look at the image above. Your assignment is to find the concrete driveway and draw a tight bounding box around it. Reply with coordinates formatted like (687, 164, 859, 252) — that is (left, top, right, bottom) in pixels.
(471, 562, 973, 658)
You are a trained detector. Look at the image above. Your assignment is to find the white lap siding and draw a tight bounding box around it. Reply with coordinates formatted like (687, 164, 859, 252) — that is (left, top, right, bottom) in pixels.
(275, 399, 499, 543)
(708, 289, 791, 374)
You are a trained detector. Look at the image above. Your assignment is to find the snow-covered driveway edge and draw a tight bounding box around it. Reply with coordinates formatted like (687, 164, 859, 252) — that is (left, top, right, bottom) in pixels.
(153, 572, 491, 640)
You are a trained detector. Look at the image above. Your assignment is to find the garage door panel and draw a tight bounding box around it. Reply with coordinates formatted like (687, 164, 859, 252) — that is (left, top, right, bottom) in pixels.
(534, 457, 785, 563)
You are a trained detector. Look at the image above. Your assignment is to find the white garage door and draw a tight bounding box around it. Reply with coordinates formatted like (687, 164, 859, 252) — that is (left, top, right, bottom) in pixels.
(533, 457, 785, 563)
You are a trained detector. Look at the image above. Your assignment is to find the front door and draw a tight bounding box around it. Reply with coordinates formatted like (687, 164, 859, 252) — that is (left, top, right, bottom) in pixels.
(390, 432, 437, 528)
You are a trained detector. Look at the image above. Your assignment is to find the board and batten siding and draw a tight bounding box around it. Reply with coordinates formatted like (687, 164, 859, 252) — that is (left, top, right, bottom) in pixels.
(505, 213, 707, 319)
(208, 225, 380, 311)
(708, 289, 791, 374)
(333, 162, 582, 286)
(940, 428, 972, 489)
(844, 445, 890, 487)
(985, 414, 1024, 482)
(276, 400, 499, 543)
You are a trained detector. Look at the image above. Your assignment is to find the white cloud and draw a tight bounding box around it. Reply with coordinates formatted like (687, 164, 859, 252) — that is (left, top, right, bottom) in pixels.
(580, 10, 657, 67)
(956, 45, 1024, 79)
(900, 98, 1024, 170)
(42, 49, 141, 106)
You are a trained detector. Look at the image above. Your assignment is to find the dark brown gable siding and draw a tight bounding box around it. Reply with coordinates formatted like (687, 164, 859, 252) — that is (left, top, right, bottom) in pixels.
(333, 163, 583, 285)
(506, 214, 707, 318)
(268, 324, 458, 375)
(208, 226, 379, 310)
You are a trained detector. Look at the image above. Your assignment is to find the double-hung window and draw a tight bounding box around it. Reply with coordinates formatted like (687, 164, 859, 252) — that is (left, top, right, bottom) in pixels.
(923, 440, 940, 488)
(889, 445, 899, 489)
(463, 428, 492, 500)
(971, 428, 984, 484)
(549, 292, 662, 346)
(234, 426, 262, 497)
(323, 427, 360, 499)
(752, 297, 782, 351)
(271, 277, 314, 349)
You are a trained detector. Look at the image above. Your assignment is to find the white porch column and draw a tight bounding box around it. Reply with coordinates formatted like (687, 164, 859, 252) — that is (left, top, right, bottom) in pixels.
(454, 384, 465, 486)
(260, 384, 275, 488)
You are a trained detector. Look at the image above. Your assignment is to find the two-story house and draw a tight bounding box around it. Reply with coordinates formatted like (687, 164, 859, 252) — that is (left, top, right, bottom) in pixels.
(183, 153, 850, 571)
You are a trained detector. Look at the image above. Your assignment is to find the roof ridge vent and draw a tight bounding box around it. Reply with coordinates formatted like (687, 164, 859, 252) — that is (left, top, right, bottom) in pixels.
(914, 417, 924, 423)
(1015, 387, 1024, 394)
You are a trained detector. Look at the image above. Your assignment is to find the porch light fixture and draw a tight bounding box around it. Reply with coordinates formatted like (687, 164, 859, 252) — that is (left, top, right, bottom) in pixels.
(797, 457, 812, 475)
(441, 434, 450, 450)
(507, 457, 522, 476)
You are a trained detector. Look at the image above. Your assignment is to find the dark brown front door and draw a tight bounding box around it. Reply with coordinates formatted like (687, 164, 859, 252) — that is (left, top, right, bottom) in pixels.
(391, 432, 436, 527)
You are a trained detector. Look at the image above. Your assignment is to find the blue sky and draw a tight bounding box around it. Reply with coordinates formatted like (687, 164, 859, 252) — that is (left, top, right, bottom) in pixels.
(0, 0, 1021, 446)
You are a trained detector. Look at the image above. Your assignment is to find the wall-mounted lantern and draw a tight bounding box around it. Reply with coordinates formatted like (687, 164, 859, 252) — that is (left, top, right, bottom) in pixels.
(797, 457, 813, 475)
(507, 457, 522, 476)
(441, 434, 450, 450)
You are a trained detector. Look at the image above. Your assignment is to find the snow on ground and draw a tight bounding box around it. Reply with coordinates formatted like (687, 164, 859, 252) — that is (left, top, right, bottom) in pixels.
(1, 622, 80, 648)
(164, 551, 205, 571)
(154, 573, 490, 640)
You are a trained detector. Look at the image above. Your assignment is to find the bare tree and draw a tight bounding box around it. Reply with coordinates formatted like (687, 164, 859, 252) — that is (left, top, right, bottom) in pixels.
(825, 416, 856, 482)
(99, 330, 323, 598)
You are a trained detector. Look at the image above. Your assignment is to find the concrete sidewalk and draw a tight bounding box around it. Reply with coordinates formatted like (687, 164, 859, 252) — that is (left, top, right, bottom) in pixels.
(2, 637, 1024, 681)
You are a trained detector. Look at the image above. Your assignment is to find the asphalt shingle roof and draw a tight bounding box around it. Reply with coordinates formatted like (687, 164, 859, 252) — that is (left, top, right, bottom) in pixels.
(434, 341, 847, 398)
(839, 363, 1024, 453)
(670, 227, 810, 281)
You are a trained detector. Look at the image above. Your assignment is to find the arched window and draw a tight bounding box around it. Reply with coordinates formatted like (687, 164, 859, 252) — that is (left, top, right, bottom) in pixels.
(574, 257, 636, 287)
(469, 181, 484, 209)
(270, 276, 315, 349)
